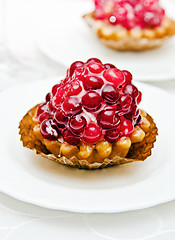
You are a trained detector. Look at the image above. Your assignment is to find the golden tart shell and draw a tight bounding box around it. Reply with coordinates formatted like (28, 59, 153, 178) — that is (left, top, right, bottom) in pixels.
(19, 105, 158, 169)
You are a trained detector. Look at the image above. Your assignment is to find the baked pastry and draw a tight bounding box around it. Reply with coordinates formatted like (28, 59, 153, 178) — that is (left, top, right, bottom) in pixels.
(19, 59, 158, 169)
(84, 0, 175, 51)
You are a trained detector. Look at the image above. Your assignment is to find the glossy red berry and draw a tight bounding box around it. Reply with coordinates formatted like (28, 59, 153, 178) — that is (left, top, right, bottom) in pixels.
(124, 104, 139, 120)
(83, 76, 104, 91)
(69, 115, 87, 134)
(136, 91, 142, 105)
(123, 84, 139, 98)
(102, 84, 120, 105)
(87, 62, 104, 74)
(62, 96, 82, 116)
(47, 100, 56, 112)
(54, 109, 68, 128)
(53, 87, 65, 106)
(45, 93, 51, 102)
(38, 112, 51, 124)
(103, 68, 125, 88)
(104, 129, 120, 143)
(104, 63, 116, 69)
(52, 84, 61, 96)
(117, 94, 132, 113)
(40, 119, 60, 140)
(63, 129, 80, 145)
(70, 61, 84, 76)
(97, 109, 120, 129)
(83, 123, 102, 143)
(122, 70, 133, 84)
(87, 58, 102, 64)
(67, 80, 82, 96)
(120, 117, 134, 136)
(82, 91, 102, 112)
(37, 103, 48, 116)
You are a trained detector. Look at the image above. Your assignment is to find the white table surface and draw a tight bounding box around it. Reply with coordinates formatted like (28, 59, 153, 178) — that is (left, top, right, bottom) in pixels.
(0, 0, 175, 239)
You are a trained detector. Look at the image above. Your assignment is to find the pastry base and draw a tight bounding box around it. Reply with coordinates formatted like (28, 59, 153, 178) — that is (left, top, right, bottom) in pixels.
(19, 105, 158, 169)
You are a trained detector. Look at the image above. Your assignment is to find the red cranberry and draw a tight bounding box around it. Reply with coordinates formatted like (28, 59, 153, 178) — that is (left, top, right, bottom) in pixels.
(120, 117, 134, 136)
(40, 119, 60, 140)
(67, 80, 82, 96)
(83, 76, 104, 91)
(37, 103, 48, 116)
(104, 129, 120, 143)
(102, 84, 120, 105)
(54, 109, 68, 128)
(47, 100, 56, 112)
(52, 84, 61, 96)
(97, 109, 120, 129)
(73, 67, 88, 81)
(82, 91, 102, 112)
(45, 93, 51, 102)
(122, 70, 133, 84)
(70, 61, 84, 76)
(123, 84, 139, 98)
(87, 58, 102, 64)
(63, 129, 80, 145)
(69, 115, 87, 134)
(104, 63, 116, 69)
(38, 112, 51, 124)
(124, 104, 139, 120)
(136, 91, 142, 105)
(103, 68, 125, 88)
(83, 123, 102, 143)
(62, 96, 82, 116)
(53, 87, 65, 106)
(87, 62, 104, 74)
(117, 94, 132, 113)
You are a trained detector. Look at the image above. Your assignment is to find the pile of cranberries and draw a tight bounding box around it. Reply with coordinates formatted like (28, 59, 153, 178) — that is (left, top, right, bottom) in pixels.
(37, 58, 142, 145)
(94, 0, 165, 30)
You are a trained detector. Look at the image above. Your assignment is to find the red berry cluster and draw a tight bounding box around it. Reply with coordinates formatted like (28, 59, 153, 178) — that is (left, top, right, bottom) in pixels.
(94, 0, 165, 30)
(37, 58, 142, 145)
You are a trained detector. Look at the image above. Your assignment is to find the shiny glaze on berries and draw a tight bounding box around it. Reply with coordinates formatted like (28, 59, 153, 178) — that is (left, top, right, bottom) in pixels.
(37, 58, 142, 145)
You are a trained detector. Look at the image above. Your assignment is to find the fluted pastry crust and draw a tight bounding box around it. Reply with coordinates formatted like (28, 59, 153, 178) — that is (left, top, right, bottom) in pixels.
(19, 105, 158, 169)
(84, 13, 175, 51)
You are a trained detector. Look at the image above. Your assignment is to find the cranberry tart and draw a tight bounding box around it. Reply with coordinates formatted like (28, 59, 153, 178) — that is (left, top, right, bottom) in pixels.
(19, 59, 158, 169)
(84, 0, 175, 51)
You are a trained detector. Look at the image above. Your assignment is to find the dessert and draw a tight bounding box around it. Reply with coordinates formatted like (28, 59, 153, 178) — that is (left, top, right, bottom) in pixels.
(84, 0, 175, 51)
(19, 58, 158, 169)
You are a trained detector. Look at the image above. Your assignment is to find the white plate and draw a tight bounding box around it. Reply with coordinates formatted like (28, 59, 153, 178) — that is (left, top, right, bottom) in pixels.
(36, 0, 175, 82)
(0, 78, 175, 213)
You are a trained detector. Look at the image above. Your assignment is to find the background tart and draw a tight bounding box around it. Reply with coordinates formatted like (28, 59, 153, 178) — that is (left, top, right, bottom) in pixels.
(84, 0, 175, 51)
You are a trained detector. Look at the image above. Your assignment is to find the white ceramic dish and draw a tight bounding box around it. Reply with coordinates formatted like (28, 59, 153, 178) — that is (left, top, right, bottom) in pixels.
(2, 192, 175, 240)
(36, 0, 175, 82)
(0, 78, 175, 213)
